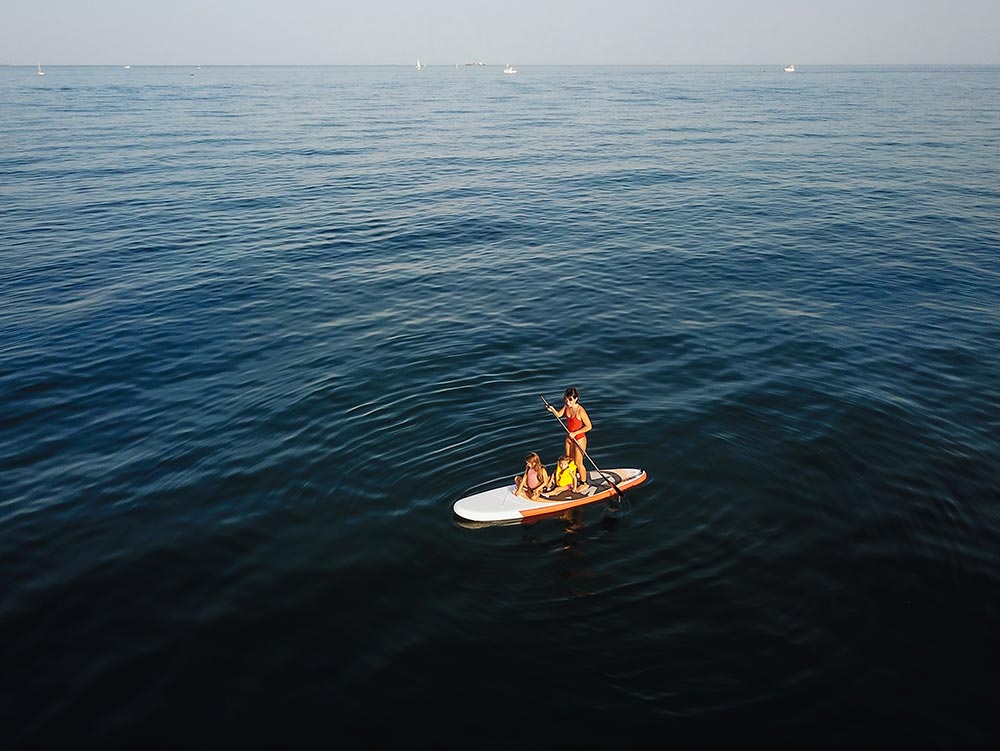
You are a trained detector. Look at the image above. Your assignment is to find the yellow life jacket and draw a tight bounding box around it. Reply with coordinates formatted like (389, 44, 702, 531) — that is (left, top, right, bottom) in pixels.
(554, 461, 577, 487)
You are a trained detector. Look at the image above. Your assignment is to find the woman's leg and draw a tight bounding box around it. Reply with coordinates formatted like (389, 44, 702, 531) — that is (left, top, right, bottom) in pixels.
(574, 436, 588, 485)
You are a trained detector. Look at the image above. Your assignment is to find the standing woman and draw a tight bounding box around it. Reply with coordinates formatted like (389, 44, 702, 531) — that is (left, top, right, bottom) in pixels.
(545, 386, 592, 487)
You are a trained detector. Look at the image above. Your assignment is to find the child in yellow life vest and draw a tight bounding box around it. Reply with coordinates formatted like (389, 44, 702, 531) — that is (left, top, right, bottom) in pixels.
(541, 454, 579, 499)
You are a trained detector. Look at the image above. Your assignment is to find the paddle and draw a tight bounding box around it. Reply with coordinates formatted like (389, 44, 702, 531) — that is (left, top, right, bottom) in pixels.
(538, 394, 624, 500)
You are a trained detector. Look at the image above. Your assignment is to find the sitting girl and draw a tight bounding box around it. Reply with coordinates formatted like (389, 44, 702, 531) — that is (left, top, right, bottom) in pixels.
(514, 452, 549, 501)
(540, 454, 579, 499)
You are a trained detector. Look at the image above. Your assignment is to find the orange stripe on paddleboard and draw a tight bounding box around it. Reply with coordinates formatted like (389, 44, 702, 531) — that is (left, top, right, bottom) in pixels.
(518, 471, 647, 518)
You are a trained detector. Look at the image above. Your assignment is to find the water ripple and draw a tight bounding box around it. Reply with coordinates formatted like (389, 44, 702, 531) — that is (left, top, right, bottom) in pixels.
(2, 64, 999, 747)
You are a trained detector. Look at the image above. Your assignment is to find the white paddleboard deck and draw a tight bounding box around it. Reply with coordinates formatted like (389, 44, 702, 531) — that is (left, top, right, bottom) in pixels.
(453, 468, 647, 523)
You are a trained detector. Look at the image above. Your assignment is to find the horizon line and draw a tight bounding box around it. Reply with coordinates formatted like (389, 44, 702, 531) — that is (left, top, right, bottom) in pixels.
(9, 62, 1000, 68)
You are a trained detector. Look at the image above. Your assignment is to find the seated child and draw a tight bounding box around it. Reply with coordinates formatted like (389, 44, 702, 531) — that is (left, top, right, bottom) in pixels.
(540, 454, 579, 499)
(514, 452, 549, 501)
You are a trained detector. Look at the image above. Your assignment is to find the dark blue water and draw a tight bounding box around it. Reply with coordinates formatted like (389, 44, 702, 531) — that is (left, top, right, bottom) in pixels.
(2, 65, 999, 748)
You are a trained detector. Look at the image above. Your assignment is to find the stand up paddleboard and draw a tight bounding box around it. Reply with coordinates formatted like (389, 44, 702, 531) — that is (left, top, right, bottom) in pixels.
(453, 467, 647, 523)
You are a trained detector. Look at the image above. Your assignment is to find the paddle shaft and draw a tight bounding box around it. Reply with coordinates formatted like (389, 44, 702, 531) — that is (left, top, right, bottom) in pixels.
(538, 394, 623, 499)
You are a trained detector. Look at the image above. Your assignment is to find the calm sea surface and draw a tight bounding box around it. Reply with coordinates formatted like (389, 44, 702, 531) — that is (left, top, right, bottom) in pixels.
(2, 65, 999, 748)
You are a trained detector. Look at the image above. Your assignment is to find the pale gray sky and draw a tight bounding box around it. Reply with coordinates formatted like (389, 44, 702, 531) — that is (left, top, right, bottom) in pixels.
(5, 0, 999, 65)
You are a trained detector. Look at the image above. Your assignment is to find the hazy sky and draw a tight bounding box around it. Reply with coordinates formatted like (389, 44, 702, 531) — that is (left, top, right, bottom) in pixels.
(5, 0, 999, 65)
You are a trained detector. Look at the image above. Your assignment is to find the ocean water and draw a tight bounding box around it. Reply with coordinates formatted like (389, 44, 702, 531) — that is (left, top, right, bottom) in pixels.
(1, 64, 998, 748)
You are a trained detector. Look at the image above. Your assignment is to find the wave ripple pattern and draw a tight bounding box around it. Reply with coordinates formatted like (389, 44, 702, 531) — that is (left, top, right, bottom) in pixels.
(1, 65, 999, 748)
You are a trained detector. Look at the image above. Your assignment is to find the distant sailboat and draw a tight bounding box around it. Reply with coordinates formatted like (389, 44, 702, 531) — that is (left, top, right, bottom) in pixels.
(37, 63, 45, 76)
(416, 59, 425, 70)
(503, 64, 517, 74)
(783, 64, 795, 72)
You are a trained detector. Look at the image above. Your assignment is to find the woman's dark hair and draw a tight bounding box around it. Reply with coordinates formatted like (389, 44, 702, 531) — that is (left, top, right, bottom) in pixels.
(564, 386, 579, 401)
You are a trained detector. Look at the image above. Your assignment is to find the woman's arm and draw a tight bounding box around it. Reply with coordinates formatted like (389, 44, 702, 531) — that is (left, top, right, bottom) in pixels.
(577, 406, 592, 435)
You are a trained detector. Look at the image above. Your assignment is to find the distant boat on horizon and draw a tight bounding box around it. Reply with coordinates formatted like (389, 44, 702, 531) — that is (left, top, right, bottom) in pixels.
(783, 64, 795, 72)
(416, 59, 425, 70)
(37, 63, 45, 76)
(503, 64, 517, 74)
